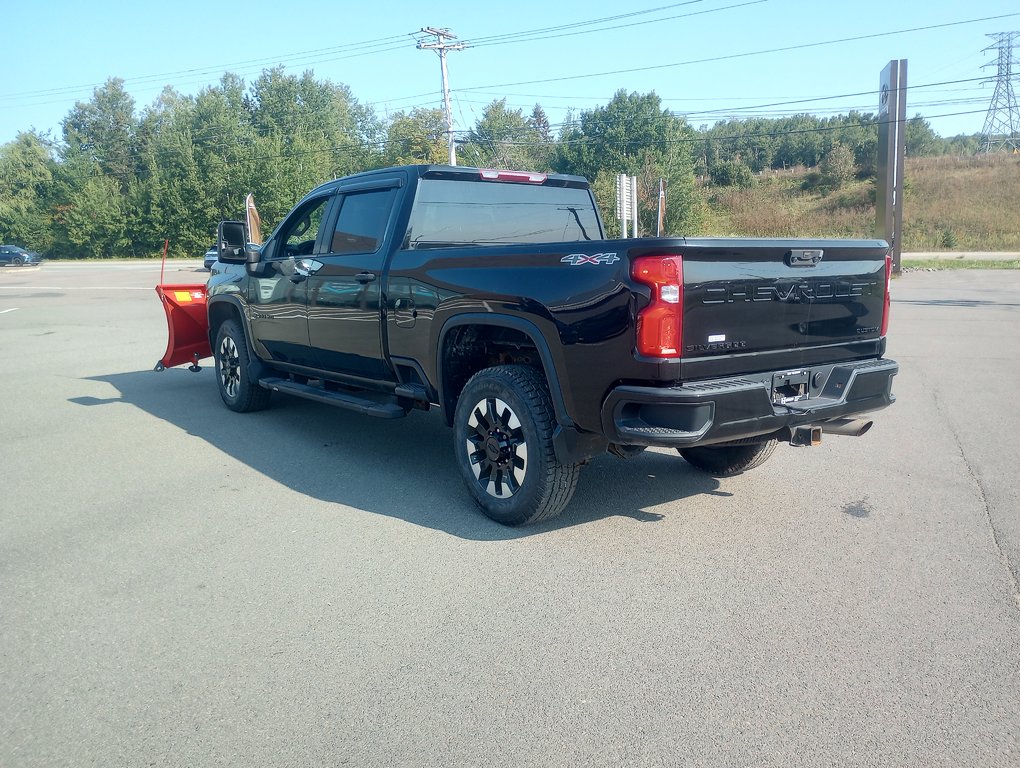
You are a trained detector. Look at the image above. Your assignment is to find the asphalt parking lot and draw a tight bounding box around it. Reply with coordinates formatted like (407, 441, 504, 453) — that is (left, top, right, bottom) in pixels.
(1, 262, 1018, 767)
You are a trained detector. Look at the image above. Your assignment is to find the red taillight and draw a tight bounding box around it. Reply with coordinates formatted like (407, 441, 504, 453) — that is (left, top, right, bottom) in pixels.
(632, 255, 683, 358)
(881, 252, 892, 336)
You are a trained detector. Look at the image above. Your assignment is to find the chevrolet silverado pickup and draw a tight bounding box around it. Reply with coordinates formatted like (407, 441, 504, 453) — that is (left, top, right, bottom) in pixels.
(155, 164, 897, 525)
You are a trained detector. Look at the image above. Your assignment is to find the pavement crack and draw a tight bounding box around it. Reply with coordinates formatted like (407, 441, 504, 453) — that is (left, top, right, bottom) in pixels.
(931, 388, 1020, 613)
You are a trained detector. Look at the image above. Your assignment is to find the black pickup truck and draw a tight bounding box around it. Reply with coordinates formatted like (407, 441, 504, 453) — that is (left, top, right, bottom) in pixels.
(156, 164, 897, 525)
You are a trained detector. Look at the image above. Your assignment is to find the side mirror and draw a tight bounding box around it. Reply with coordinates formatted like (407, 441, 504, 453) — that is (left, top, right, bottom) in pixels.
(217, 220, 247, 264)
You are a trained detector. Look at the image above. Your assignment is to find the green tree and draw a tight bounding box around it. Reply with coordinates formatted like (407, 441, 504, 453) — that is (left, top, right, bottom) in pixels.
(460, 99, 550, 170)
(190, 75, 260, 229)
(530, 105, 551, 142)
(62, 78, 138, 191)
(905, 115, 942, 156)
(382, 107, 448, 165)
(709, 159, 755, 188)
(819, 141, 856, 191)
(944, 133, 983, 155)
(134, 88, 206, 257)
(247, 67, 381, 184)
(60, 174, 128, 258)
(555, 90, 700, 234)
(0, 131, 56, 251)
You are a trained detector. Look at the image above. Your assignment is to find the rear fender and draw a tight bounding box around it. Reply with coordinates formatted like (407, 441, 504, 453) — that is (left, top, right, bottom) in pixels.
(437, 314, 569, 425)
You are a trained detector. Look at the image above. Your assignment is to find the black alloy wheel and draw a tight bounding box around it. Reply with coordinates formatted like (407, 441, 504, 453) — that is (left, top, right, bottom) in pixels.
(465, 394, 529, 499)
(214, 319, 271, 413)
(454, 365, 579, 526)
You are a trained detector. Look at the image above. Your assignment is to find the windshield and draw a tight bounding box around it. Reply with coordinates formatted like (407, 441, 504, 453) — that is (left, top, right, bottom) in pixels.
(403, 178, 602, 249)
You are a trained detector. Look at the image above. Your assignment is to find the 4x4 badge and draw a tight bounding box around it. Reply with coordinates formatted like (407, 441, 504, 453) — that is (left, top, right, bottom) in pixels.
(561, 252, 620, 266)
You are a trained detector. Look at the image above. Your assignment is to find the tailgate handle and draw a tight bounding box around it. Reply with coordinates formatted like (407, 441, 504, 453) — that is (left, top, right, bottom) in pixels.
(786, 249, 824, 267)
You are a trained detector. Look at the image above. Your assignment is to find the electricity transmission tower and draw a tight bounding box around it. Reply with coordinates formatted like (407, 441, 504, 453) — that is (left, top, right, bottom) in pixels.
(417, 27, 466, 165)
(980, 32, 1020, 153)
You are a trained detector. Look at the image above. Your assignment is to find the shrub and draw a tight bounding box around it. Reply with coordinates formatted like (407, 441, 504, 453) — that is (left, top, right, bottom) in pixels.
(820, 142, 857, 191)
(709, 160, 755, 188)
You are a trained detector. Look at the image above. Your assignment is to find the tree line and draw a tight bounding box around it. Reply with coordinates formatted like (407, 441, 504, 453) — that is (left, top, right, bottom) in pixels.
(0, 69, 983, 258)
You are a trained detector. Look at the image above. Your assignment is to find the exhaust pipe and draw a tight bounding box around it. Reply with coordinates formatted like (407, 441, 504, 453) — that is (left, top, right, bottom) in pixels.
(820, 418, 873, 438)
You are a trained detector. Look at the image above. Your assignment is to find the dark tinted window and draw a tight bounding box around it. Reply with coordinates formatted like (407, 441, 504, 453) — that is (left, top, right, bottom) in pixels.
(330, 188, 398, 255)
(403, 179, 600, 249)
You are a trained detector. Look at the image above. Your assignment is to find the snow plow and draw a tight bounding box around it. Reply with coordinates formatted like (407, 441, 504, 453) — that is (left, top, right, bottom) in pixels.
(154, 196, 260, 373)
(154, 282, 210, 372)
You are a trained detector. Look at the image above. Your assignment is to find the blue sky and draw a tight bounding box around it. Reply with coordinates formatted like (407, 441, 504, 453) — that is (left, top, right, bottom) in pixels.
(1, 0, 1017, 146)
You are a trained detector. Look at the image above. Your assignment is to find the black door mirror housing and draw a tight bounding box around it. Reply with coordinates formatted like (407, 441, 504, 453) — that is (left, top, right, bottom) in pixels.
(217, 220, 248, 264)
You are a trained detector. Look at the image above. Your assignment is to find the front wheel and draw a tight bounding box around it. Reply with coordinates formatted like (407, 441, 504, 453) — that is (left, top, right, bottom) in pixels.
(454, 365, 579, 526)
(214, 319, 271, 413)
(678, 439, 778, 477)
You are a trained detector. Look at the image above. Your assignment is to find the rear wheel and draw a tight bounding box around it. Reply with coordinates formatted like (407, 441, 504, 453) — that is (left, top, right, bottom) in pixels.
(678, 439, 778, 477)
(454, 365, 579, 526)
(214, 319, 271, 413)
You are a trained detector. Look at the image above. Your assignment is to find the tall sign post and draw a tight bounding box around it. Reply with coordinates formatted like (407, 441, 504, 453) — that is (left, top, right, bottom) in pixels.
(876, 59, 907, 275)
(616, 174, 634, 238)
(631, 176, 639, 238)
(656, 178, 666, 236)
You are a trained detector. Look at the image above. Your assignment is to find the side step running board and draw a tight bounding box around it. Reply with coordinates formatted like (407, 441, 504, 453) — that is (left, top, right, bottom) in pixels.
(259, 377, 407, 419)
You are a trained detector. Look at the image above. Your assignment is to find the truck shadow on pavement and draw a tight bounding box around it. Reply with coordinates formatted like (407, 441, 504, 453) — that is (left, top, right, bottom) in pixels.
(77, 368, 724, 541)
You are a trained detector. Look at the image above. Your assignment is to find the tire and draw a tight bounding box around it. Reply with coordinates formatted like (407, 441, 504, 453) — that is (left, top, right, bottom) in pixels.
(453, 365, 579, 526)
(678, 439, 778, 477)
(214, 319, 271, 413)
(12, 256, 24, 266)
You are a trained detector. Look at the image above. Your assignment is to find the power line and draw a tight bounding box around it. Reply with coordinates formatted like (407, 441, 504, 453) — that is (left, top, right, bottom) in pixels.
(458, 1, 709, 46)
(461, 0, 766, 48)
(0, 1, 749, 108)
(455, 12, 1020, 92)
(373, 14, 1018, 124)
(0, 33, 418, 103)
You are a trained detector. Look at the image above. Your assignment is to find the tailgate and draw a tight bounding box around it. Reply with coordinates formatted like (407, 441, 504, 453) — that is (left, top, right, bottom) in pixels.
(680, 238, 889, 378)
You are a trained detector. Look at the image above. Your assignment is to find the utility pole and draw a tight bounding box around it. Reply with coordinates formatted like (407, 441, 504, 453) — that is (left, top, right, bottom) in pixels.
(656, 178, 666, 237)
(417, 27, 466, 166)
(980, 32, 1020, 153)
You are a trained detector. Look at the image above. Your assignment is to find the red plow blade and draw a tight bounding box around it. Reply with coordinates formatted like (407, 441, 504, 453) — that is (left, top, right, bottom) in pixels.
(154, 283, 211, 371)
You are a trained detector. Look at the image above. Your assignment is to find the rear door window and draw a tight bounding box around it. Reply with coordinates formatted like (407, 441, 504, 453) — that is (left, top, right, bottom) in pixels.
(329, 188, 399, 255)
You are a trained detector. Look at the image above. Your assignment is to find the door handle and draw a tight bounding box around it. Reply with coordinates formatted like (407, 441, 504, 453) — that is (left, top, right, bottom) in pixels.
(355, 272, 377, 284)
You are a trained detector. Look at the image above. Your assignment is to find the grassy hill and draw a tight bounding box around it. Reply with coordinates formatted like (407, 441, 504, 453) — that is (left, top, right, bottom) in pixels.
(698, 153, 1020, 252)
